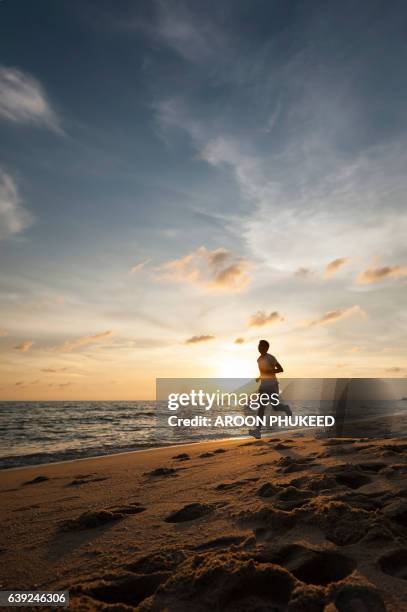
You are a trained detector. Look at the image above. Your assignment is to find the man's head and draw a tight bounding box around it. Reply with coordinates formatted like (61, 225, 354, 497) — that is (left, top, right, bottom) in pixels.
(258, 339, 269, 355)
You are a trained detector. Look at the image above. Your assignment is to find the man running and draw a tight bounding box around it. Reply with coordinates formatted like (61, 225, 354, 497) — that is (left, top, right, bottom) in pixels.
(249, 339, 292, 439)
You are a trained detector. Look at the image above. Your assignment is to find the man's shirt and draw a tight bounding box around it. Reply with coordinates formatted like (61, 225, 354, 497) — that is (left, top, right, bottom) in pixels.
(257, 353, 278, 380)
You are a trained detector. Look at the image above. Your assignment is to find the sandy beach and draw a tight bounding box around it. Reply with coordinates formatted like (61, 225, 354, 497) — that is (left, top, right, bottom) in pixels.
(1, 433, 407, 611)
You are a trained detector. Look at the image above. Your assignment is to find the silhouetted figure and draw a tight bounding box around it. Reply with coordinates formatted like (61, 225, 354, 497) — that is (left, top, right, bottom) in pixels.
(249, 339, 292, 439)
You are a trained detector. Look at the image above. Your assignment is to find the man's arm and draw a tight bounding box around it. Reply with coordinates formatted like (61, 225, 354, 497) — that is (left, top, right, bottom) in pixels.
(274, 360, 284, 374)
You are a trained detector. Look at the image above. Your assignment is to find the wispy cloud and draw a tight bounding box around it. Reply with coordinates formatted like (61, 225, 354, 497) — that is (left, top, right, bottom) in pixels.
(248, 311, 285, 328)
(15, 379, 39, 388)
(0, 328, 8, 337)
(14, 340, 34, 352)
(0, 169, 33, 239)
(356, 265, 407, 284)
(41, 367, 68, 373)
(0, 66, 59, 130)
(185, 334, 215, 344)
(234, 337, 245, 344)
(153, 1, 226, 65)
(55, 331, 114, 353)
(306, 305, 365, 327)
(129, 259, 150, 274)
(201, 137, 265, 202)
(323, 257, 350, 279)
(155, 246, 250, 292)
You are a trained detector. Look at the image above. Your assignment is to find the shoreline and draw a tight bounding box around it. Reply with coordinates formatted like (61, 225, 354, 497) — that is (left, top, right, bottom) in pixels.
(2, 407, 406, 472)
(0, 434, 252, 473)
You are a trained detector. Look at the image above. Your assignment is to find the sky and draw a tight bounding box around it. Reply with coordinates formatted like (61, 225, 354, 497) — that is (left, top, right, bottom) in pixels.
(0, 0, 406, 400)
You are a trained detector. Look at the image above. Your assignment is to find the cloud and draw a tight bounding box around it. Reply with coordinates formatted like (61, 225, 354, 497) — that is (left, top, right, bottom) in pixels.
(0, 169, 33, 239)
(295, 267, 312, 279)
(41, 367, 68, 373)
(324, 258, 350, 279)
(153, 1, 226, 65)
(248, 311, 285, 328)
(50, 382, 73, 389)
(356, 265, 407, 284)
(385, 366, 403, 373)
(14, 340, 34, 352)
(0, 328, 8, 337)
(234, 337, 245, 344)
(241, 142, 407, 275)
(185, 334, 215, 344)
(0, 66, 59, 130)
(56, 330, 114, 352)
(209, 262, 250, 291)
(307, 305, 365, 327)
(129, 259, 150, 274)
(152, 22, 407, 285)
(201, 137, 265, 202)
(206, 247, 230, 267)
(14, 380, 39, 387)
(155, 246, 250, 292)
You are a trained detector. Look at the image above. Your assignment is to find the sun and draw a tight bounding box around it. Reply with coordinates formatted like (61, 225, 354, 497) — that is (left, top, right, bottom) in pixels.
(216, 355, 253, 378)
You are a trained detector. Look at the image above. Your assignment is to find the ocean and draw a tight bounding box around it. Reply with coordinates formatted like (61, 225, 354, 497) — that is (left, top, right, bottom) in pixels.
(0, 401, 173, 469)
(0, 398, 405, 469)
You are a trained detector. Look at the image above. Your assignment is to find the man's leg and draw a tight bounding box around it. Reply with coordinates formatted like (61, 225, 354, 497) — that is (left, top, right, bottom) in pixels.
(249, 387, 267, 439)
(270, 380, 292, 416)
(273, 403, 292, 416)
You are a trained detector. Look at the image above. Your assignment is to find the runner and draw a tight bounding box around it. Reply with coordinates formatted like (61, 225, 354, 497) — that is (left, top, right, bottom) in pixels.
(249, 339, 292, 439)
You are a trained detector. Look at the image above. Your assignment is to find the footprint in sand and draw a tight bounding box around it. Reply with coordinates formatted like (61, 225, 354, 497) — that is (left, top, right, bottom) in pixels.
(323, 439, 357, 447)
(276, 456, 316, 474)
(143, 552, 295, 610)
(267, 543, 356, 586)
(378, 549, 407, 580)
(199, 452, 214, 458)
(328, 582, 386, 612)
(67, 476, 109, 487)
(165, 503, 214, 523)
(380, 464, 407, 479)
(274, 442, 295, 450)
(332, 491, 386, 511)
(22, 475, 49, 486)
(384, 443, 407, 454)
(194, 535, 247, 551)
(125, 549, 186, 574)
(78, 572, 169, 608)
(257, 482, 279, 497)
(382, 499, 407, 527)
(60, 503, 146, 531)
(216, 478, 258, 492)
(288, 474, 337, 492)
(355, 461, 387, 473)
(326, 464, 371, 489)
(172, 453, 190, 461)
(272, 486, 313, 510)
(146, 467, 178, 478)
